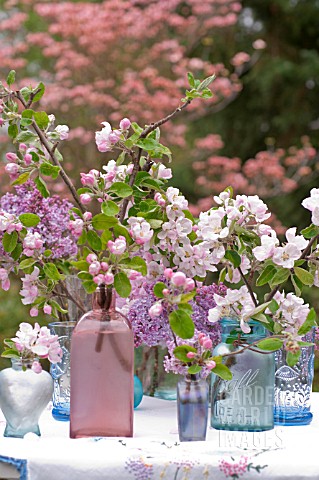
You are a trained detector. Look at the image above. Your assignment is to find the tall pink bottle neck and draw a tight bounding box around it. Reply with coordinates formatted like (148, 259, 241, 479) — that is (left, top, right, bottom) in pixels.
(92, 285, 115, 313)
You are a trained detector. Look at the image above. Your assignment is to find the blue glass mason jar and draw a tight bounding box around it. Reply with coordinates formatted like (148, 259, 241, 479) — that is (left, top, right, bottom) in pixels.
(211, 317, 275, 432)
(274, 328, 315, 426)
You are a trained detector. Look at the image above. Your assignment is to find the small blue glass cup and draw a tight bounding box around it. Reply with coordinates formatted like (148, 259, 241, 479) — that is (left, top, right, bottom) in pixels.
(49, 321, 75, 421)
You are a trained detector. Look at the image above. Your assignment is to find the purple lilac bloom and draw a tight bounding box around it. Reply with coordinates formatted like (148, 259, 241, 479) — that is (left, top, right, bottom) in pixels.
(125, 457, 153, 480)
(128, 281, 226, 348)
(0, 181, 78, 259)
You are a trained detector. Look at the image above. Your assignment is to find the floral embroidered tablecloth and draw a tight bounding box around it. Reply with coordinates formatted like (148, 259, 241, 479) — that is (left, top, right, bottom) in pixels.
(0, 395, 319, 480)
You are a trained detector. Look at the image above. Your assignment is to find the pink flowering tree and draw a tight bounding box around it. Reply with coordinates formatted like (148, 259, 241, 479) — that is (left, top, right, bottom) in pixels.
(0, 69, 318, 379)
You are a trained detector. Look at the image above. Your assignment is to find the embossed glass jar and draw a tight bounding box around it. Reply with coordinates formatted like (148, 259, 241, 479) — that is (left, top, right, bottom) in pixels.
(211, 318, 275, 432)
(274, 329, 315, 426)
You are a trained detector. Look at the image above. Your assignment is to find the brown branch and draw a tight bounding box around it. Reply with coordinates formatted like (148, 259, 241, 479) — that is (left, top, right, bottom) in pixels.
(118, 99, 192, 222)
(238, 266, 258, 307)
(15, 91, 85, 214)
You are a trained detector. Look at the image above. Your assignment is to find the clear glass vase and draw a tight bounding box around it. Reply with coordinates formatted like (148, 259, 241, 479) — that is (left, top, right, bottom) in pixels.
(177, 374, 209, 442)
(49, 321, 75, 421)
(70, 286, 134, 438)
(274, 329, 315, 426)
(0, 359, 53, 438)
(211, 318, 275, 432)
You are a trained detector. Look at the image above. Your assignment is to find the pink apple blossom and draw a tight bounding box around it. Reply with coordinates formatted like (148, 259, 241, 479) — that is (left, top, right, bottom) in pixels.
(119, 118, 131, 130)
(149, 302, 163, 318)
(171, 271, 186, 287)
(55, 124, 69, 140)
(80, 193, 92, 204)
(107, 236, 126, 255)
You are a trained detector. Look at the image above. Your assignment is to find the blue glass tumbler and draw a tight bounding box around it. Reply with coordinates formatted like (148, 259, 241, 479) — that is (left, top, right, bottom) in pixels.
(274, 329, 315, 426)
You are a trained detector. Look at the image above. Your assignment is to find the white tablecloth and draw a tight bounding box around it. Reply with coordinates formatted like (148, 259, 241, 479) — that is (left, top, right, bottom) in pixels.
(0, 394, 319, 480)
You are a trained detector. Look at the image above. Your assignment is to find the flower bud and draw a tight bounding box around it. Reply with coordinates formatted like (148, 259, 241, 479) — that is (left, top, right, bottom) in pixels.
(31, 360, 42, 374)
(6, 152, 18, 162)
(186, 352, 196, 359)
(184, 278, 195, 292)
(206, 360, 216, 370)
(83, 211, 92, 221)
(86, 253, 97, 264)
(104, 272, 114, 285)
(30, 307, 39, 317)
(43, 304, 52, 315)
(80, 193, 92, 205)
(119, 118, 131, 130)
(149, 302, 163, 318)
(5, 163, 19, 175)
(24, 153, 32, 165)
(171, 271, 187, 287)
(202, 338, 212, 350)
(163, 268, 173, 280)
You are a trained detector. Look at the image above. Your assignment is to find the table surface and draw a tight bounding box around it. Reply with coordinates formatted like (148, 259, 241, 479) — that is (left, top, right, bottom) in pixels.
(1, 394, 319, 480)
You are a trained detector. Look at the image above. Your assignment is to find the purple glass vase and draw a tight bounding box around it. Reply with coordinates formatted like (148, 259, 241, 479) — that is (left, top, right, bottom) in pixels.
(70, 286, 134, 438)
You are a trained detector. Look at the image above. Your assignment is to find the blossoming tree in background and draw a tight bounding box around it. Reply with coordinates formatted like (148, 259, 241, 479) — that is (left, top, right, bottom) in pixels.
(0, 0, 317, 216)
(0, 69, 318, 381)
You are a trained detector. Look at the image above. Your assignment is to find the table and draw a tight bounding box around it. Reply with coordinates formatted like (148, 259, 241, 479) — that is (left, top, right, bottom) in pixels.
(0, 394, 319, 480)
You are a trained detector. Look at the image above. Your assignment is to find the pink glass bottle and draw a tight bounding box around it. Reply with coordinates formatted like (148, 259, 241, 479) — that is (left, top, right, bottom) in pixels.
(70, 285, 134, 438)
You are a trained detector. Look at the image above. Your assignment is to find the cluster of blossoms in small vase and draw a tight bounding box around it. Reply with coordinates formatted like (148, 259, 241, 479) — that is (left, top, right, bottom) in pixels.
(2, 322, 62, 373)
(0, 69, 318, 378)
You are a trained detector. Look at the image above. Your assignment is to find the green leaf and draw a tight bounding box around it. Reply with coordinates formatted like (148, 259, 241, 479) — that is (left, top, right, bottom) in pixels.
(294, 267, 314, 286)
(2, 231, 18, 253)
(101, 200, 120, 216)
(250, 313, 269, 323)
(20, 87, 31, 102)
(43, 263, 62, 281)
(92, 213, 118, 230)
(291, 274, 302, 296)
(100, 229, 112, 248)
(32, 82, 45, 103)
(35, 176, 50, 198)
(297, 341, 314, 347)
(114, 272, 131, 297)
(19, 258, 37, 270)
(256, 265, 277, 286)
(3, 339, 15, 348)
(83, 280, 98, 294)
(6, 70, 16, 86)
(267, 299, 279, 314)
(153, 282, 167, 298)
(257, 338, 284, 351)
(213, 363, 233, 380)
(269, 268, 290, 286)
(108, 182, 133, 198)
(120, 256, 147, 276)
(19, 213, 40, 227)
(77, 229, 87, 245)
(131, 122, 143, 134)
(169, 309, 195, 339)
(134, 171, 151, 186)
(15, 131, 37, 144)
(147, 219, 163, 229)
(33, 111, 49, 130)
(21, 109, 34, 119)
(173, 345, 197, 363)
(197, 74, 216, 92)
(77, 271, 93, 280)
(188, 365, 202, 374)
(179, 292, 196, 303)
(11, 172, 30, 186)
(287, 350, 301, 367)
(187, 72, 195, 88)
(301, 224, 319, 239)
(39, 162, 60, 179)
(224, 250, 241, 268)
(11, 242, 22, 261)
(71, 260, 89, 271)
(49, 299, 68, 314)
(178, 303, 193, 312)
(87, 230, 102, 250)
(8, 124, 18, 139)
(1, 349, 20, 359)
(113, 225, 132, 243)
(136, 138, 160, 151)
(298, 308, 317, 335)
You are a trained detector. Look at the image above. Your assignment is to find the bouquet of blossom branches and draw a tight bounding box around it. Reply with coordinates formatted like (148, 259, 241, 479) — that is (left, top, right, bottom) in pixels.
(0, 69, 318, 380)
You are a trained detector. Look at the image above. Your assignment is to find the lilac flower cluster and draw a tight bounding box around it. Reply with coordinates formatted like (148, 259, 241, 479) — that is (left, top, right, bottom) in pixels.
(128, 282, 226, 348)
(0, 181, 78, 259)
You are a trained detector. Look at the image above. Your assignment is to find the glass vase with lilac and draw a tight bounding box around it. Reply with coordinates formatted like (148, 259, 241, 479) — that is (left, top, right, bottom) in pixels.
(129, 283, 224, 399)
